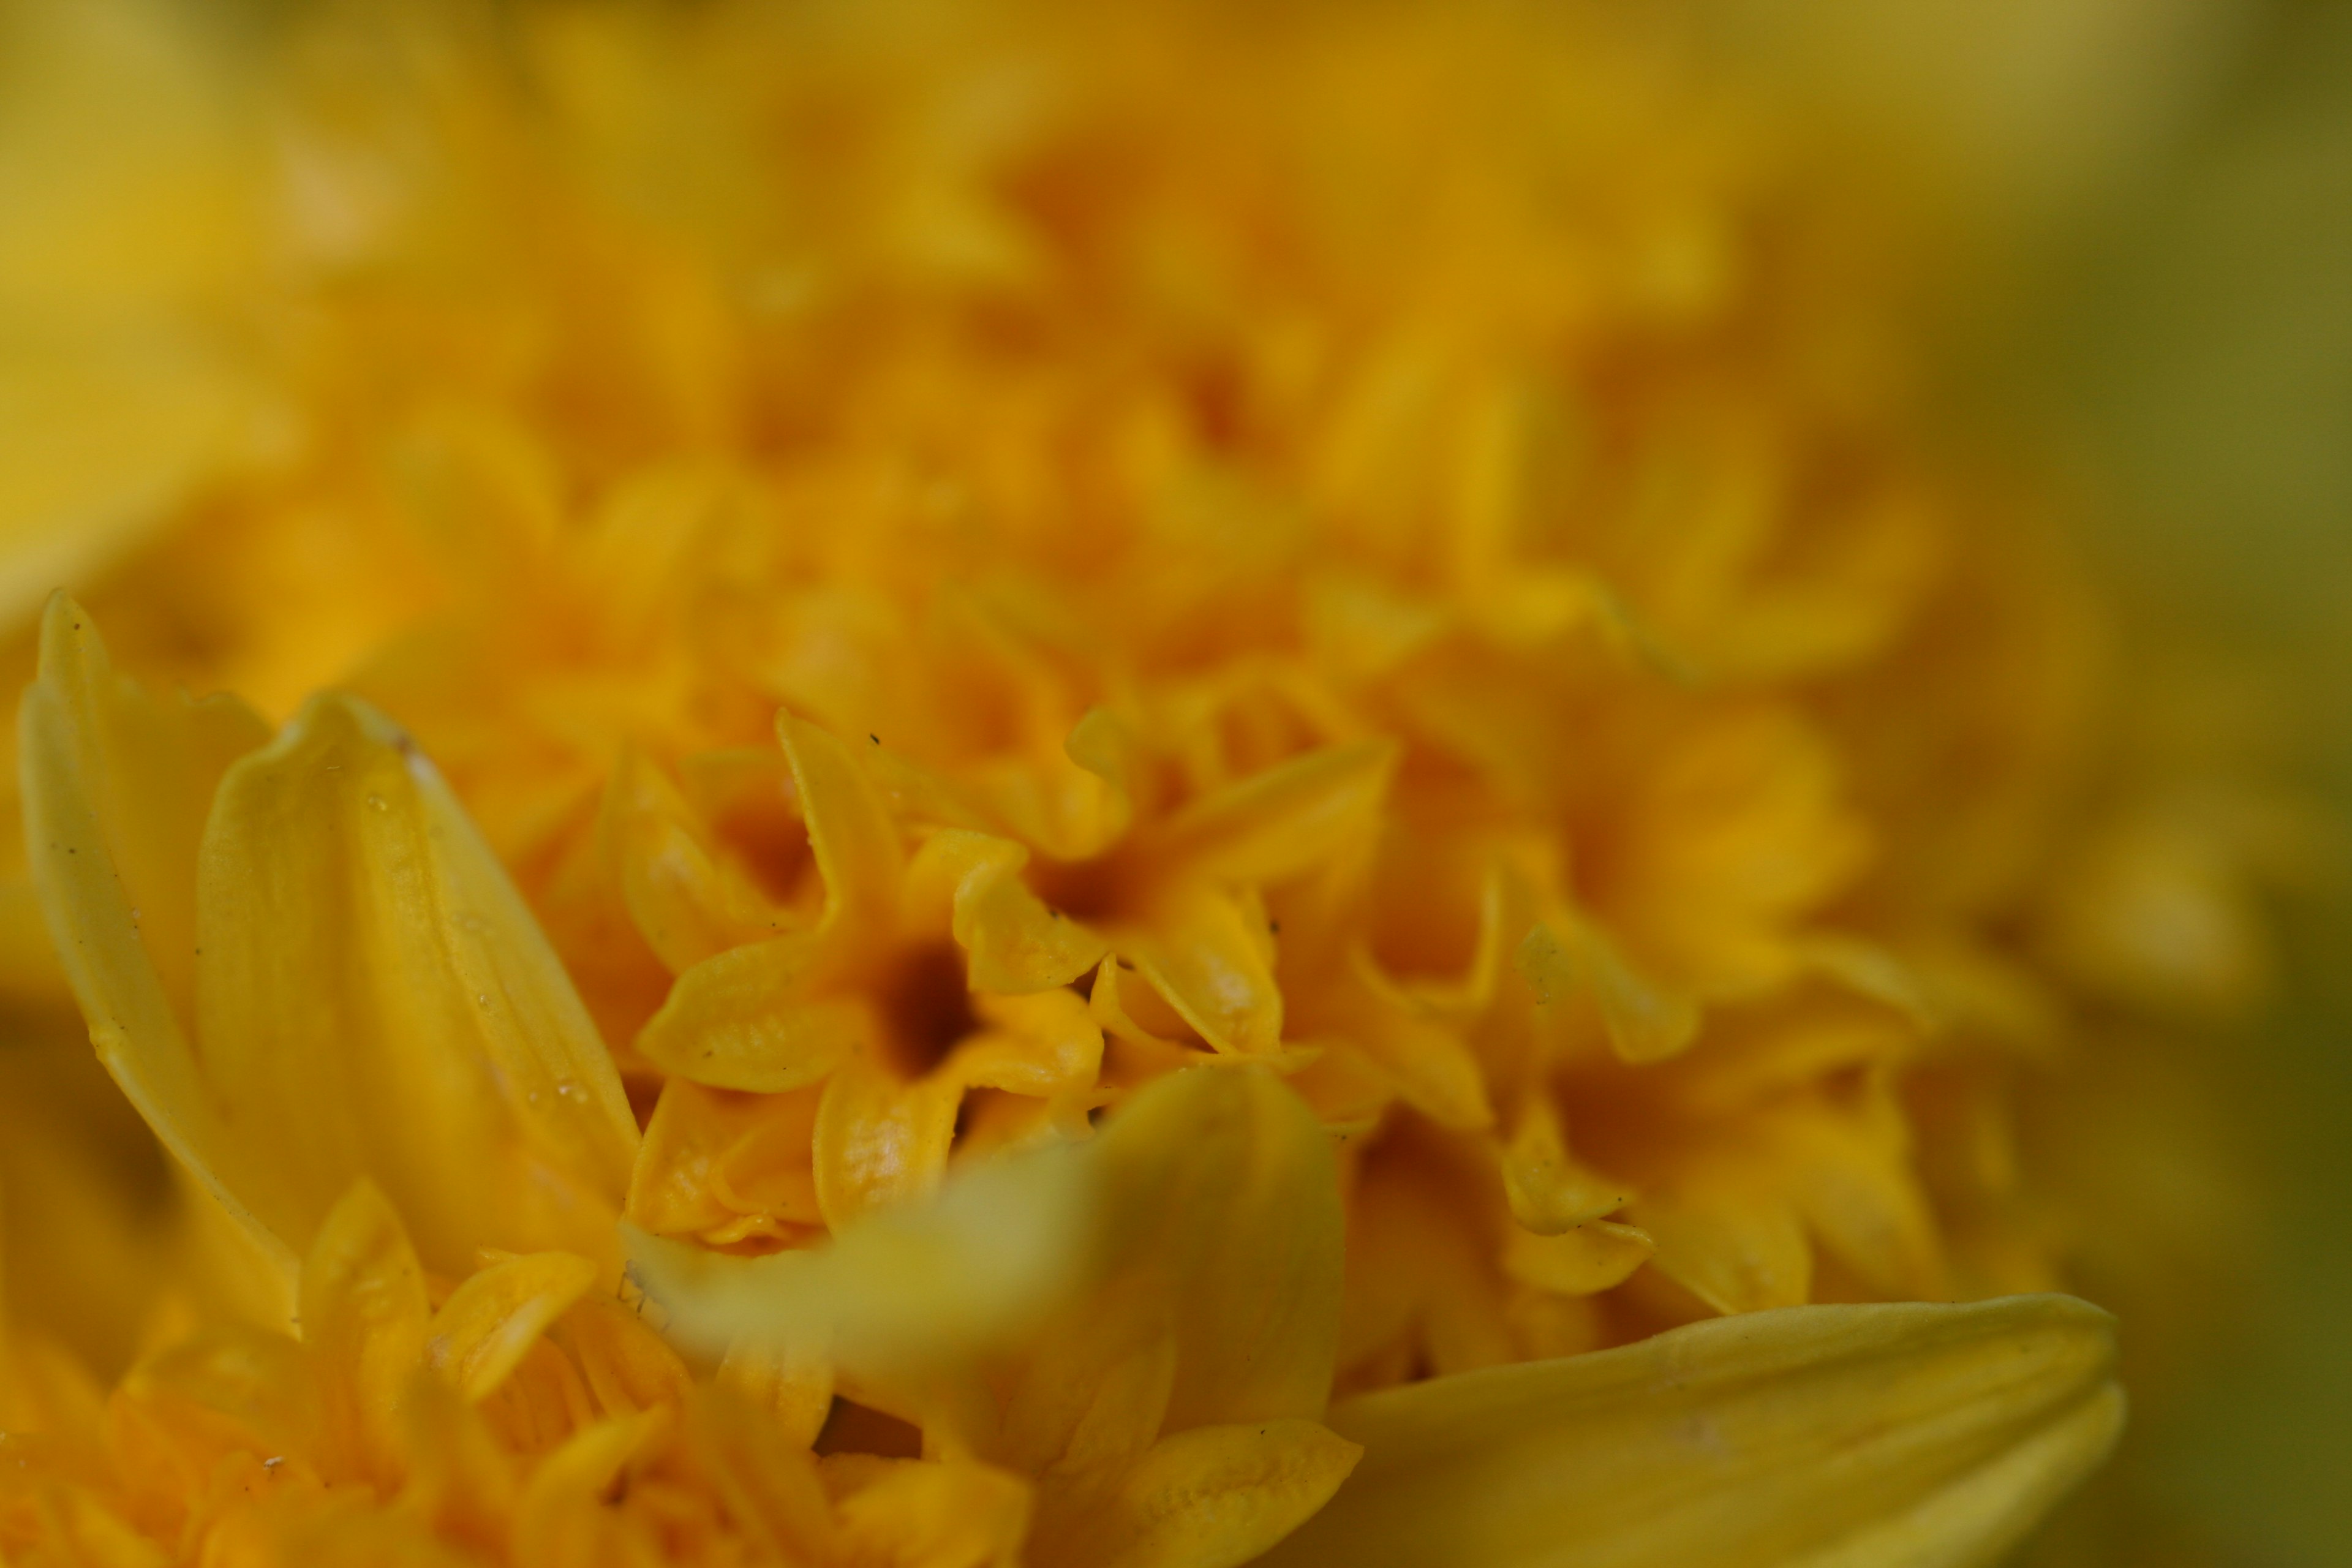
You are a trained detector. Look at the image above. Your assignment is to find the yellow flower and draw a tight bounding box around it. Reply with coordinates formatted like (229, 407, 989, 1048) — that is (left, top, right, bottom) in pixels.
(0, 1, 2296, 1565)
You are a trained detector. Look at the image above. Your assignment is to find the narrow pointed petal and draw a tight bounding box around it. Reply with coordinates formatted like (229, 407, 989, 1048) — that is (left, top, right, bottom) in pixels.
(634, 933, 865, 1093)
(426, 1252, 598, 1403)
(1144, 741, 1396, 887)
(18, 597, 287, 1268)
(1258, 1295, 2123, 1568)
(778, 713, 905, 937)
(195, 693, 638, 1270)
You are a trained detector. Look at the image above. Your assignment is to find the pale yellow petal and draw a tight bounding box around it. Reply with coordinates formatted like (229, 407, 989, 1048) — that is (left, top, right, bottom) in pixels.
(195, 693, 637, 1270)
(426, 1251, 598, 1403)
(1261, 1295, 2122, 1568)
(635, 933, 865, 1093)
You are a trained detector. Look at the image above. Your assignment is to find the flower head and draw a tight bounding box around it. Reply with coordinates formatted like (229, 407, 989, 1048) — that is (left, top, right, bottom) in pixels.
(0, 1, 2295, 1565)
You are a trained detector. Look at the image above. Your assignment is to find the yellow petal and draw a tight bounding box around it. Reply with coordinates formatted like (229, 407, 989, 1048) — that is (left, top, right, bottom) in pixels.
(1632, 1163, 1814, 1316)
(949, 989, 1103, 1097)
(625, 1137, 1093, 1381)
(690, 1385, 840, 1562)
(1142, 741, 1396, 887)
(635, 933, 866, 1093)
(1058, 704, 1147, 856)
(1071, 1420, 1363, 1568)
(813, 1054, 964, 1226)
(1498, 1098, 1628, 1234)
(602, 747, 791, 973)
(300, 1182, 430, 1476)
(717, 1331, 835, 1450)
(1323, 977, 1493, 1131)
(911, 829, 1110, 994)
(1585, 925, 1703, 1065)
(1115, 884, 1283, 1055)
(778, 712, 905, 938)
(1261, 1295, 2122, 1568)
(426, 1251, 598, 1403)
(194, 692, 638, 1270)
(1093, 1066, 1344, 1431)
(1500, 1221, 1655, 1296)
(513, 1407, 668, 1566)
(625, 1079, 824, 1244)
(18, 596, 287, 1268)
(558, 1295, 693, 1419)
(834, 1455, 1033, 1568)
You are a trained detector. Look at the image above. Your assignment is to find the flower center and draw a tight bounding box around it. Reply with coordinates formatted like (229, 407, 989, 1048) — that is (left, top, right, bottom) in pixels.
(875, 940, 980, 1079)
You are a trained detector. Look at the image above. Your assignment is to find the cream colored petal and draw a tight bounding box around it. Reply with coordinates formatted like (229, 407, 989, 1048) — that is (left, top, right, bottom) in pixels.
(778, 712, 905, 938)
(194, 692, 637, 1270)
(426, 1251, 598, 1403)
(1142, 741, 1396, 888)
(1260, 1295, 2122, 1568)
(18, 597, 287, 1270)
(635, 933, 866, 1093)
(1116, 884, 1283, 1055)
